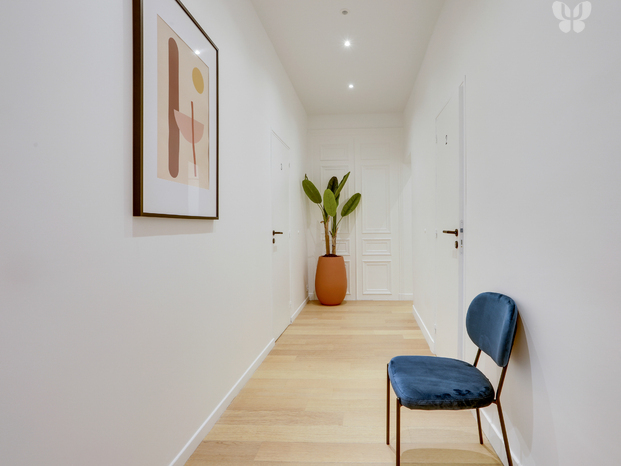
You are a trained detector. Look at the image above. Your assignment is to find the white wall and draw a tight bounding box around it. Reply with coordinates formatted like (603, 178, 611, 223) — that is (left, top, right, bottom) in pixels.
(0, 1, 307, 465)
(308, 113, 405, 130)
(405, 1, 621, 465)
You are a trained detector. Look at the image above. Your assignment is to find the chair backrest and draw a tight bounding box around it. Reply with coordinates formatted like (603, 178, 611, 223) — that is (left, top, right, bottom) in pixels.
(466, 292, 518, 367)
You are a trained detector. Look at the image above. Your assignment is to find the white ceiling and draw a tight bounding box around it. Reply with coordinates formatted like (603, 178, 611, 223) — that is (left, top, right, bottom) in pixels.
(251, 0, 446, 115)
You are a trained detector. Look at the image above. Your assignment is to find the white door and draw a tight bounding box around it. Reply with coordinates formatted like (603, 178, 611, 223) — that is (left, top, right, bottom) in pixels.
(356, 135, 401, 300)
(434, 90, 463, 359)
(271, 132, 291, 339)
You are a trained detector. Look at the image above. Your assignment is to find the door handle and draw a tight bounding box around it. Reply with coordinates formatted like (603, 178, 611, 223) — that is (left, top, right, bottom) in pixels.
(442, 229, 458, 237)
(273, 230, 283, 235)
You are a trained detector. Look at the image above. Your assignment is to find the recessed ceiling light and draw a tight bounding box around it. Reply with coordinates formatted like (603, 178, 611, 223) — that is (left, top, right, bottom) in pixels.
(341, 9, 349, 15)
(194, 50, 201, 55)
(344, 40, 351, 47)
(348, 84, 354, 89)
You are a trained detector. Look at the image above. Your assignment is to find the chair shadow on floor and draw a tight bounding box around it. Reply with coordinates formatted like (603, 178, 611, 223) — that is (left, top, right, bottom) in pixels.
(387, 424, 503, 465)
(398, 446, 502, 465)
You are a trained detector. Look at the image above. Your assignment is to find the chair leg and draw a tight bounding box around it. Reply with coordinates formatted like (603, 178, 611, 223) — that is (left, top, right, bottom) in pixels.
(476, 408, 483, 444)
(496, 400, 513, 466)
(396, 398, 401, 466)
(386, 364, 390, 445)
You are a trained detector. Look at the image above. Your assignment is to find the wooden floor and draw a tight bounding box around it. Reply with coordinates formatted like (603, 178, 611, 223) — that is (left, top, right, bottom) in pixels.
(186, 300, 502, 465)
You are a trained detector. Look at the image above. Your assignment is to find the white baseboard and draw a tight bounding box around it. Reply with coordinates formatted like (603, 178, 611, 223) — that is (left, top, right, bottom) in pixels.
(398, 293, 413, 300)
(412, 303, 435, 354)
(168, 339, 276, 466)
(291, 296, 309, 323)
(476, 408, 521, 466)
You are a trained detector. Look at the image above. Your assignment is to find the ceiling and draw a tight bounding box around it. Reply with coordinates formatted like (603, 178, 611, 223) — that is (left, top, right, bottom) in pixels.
(251, 0, 446, 115)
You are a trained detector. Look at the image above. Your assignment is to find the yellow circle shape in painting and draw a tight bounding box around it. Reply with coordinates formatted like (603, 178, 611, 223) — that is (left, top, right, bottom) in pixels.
(192, 68, 204, 94)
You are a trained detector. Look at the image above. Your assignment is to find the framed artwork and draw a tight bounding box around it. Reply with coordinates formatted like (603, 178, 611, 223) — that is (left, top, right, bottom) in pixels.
(133, 0, 219, 219)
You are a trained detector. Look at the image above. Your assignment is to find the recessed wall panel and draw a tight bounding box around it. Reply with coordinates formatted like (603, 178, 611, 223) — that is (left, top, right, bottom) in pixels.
(345, 259, 352, 295)
(361, 164, 391, 233)
(362, 260, 392, 295)
(360, 142, 390, 160)
(320, 143, 349, 161)
(336, 238, 350, 256)
(362, 238, 391, 256)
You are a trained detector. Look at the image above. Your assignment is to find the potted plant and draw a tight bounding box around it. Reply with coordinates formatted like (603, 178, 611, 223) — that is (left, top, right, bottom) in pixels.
(303, 172, 361, 305)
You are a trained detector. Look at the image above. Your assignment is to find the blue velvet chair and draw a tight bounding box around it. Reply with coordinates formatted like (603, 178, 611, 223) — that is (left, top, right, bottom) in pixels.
(386, 292, 518, 466)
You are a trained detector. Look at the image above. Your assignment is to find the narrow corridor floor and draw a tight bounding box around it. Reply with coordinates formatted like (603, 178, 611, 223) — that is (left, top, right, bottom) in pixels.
(186, 300, 502, 465)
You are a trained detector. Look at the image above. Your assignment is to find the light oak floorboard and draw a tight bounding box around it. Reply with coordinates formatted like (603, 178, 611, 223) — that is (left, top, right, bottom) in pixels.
(186, 300, 502, 465)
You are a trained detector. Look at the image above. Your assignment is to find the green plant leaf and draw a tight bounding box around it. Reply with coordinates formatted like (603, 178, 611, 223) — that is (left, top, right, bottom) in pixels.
(323, 189, 337, 217)
(341, 193, 361, 217)
(302, 179, 322, 204)
(333, 172, 350, 198)
(327, 176, 339, 194)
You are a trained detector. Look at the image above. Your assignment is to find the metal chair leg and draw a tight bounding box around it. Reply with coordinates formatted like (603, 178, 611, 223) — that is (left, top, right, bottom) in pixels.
(476, 408, 483, 444)
(496, 400, 513, 466)
(396, 398, 401, 466)
(386, 364, 390, 445)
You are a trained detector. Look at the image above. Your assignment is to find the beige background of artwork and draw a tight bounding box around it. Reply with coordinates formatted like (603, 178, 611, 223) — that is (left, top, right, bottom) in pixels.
(157, 15, 210, 189)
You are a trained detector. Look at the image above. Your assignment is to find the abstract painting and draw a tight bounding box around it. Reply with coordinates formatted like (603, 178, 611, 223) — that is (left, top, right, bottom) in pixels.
(157, 16, 209, 189)
(133, 0, 219, 219)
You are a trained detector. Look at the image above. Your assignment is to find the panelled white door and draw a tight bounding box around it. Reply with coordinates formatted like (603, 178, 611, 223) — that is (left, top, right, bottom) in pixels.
(309, 128, 403, 301)
(356, 135, 400, 300)
(434, 88, 464, 358)
(271, 131, 291, 339)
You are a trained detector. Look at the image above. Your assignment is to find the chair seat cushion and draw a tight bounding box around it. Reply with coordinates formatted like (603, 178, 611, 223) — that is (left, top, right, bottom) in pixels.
(388, 356, 495, 410)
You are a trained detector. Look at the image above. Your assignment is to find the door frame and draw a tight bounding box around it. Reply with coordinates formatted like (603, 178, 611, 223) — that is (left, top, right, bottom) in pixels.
(270, 129, 292, 340)
(457, 78, 467, 360)
(433, 78, 467, 359)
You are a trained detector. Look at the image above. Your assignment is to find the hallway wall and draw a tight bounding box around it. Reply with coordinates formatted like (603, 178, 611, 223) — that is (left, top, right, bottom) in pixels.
(0, 1, 307, 465)
(405, 1, 621, 465)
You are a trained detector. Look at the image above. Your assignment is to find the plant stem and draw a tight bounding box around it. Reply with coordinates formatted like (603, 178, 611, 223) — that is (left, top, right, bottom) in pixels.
(324, 221, 330, 256)
(331, 213, 338, 255)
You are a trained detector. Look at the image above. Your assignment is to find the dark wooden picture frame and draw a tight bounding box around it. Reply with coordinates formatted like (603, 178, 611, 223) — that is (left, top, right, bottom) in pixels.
(133, 0, 219, 219)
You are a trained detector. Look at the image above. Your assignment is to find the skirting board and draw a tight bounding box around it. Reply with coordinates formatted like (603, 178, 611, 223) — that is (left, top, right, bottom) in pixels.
(291, 296, 309, 323)
(168, 338, 276, 466)
(412, 303, 435, 354)
(476, 408, 521, 466)
(310, 293, 411, 302)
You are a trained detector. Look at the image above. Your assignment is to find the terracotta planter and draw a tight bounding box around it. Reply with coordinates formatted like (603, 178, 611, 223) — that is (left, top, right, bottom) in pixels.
(315, 255, 347, 306)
